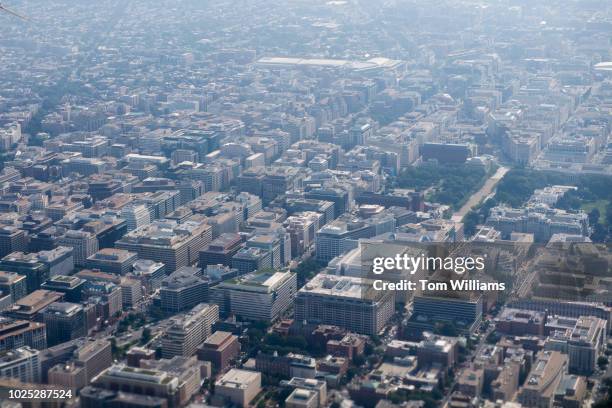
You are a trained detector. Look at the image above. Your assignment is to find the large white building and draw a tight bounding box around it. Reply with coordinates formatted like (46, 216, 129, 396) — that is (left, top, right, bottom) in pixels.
(545, 315, 606, 375)
(0, 346, 41, 383)
(517, 351, 567, 408)
(214, 369, 261, 408)
(0, 123, 22, 151)
(161, 303, 219, 359)
(528, 185, 577, 207)
(120, 204, 151, 232)
(487, 205, 589, 242)
(58, 230, 98, 267)
(116, 219, 212, 273)
(295, 273, 395, 335)
(160, 267, 209, 313)
(315, 213, 396, 262)
(210, 271, 297, 321)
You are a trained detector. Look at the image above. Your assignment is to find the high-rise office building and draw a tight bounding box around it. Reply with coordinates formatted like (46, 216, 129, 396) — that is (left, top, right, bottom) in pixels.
(284, 212, 320, 258)
(120, 277, 143, 308)
(285, 198, 335, 226)
(237, 167, 265, 197)
(509, 299, 612, 331)
(545, 315, 606, 376)
(93, 364, 182, 408)
(198, 233, 242, 268)
(262, 167, 301, 205)
(29, 226, 65, 252)
(405, 293, 484, 338)
(295, 274, 395, 336)
(304, 186, 352, 219)
(41, 275, 86, 303)
(196, 331, 240, 373)
(126, 347, 156, 368)
(416, 333, 459, 368)
(210, 271, 297, 321)
(4, 289, 64, 321)
(58, 230, 99, 267)
(131, 259, 166, 294)
(160, 267, 209, 313)
(568, 316, 607, 376)
(235, 192, 263, 220)
(0, 226, 27, 258)
(164, 207, 193, 224)
(48, 362, 87, 392)
(120, 204, 152, 232)
(315, 213, 395, 262)
(81, 279, 123, 320)
(86, 248, 138, 275)
(136, 191, 182, 220)
(87, 174, 127, 200)
(494, 308, 546, 336)
(231, 247, 271, 275)
(0, 252, 49, 294)
(81, 216, 128, 250)
(42, 302, 87, 346)
(0, 317, 47, 351)
(517, 351, 568, 408)
(178, 180, 205, 205)
(245, 234, 284, 269)
(0, 271, 27, 303)
(36, 246, 75, 277)
(161, 303, 219, 359)
(73, 338, 113, 382)
(39, 337, 112, 386)
(214, 369, 261, 408)
(116, 220, 212, 273)
(0, 346, 41, 383)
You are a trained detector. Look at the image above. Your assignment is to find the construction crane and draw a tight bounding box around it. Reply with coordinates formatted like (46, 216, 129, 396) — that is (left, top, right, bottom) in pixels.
(0, 3, 28, 21)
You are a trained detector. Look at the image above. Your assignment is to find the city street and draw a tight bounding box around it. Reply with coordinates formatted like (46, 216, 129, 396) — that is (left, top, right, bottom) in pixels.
(451, 166, 510, 223)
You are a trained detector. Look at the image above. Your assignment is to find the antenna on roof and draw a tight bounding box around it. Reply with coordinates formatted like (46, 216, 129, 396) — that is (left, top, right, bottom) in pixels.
(0, 3, 29, 21)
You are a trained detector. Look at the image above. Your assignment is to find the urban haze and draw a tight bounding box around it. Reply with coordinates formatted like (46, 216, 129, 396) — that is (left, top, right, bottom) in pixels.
(0, 1, 611, 408)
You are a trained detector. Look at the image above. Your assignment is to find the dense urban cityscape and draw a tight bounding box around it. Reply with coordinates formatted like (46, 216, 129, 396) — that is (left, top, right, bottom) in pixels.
(0, 1, 611, 407)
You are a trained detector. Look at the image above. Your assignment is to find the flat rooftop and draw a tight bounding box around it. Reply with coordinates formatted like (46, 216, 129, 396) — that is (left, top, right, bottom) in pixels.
(0, 271, 25, 283)
(257, 56, 403, 71)
(88, 248, 137, 263)
(222, 271, 293, 292)
(299, 273, 378, 300)
(216, 368, 259, 389)
(44, 302, 82, 316)
(204, 331, 234, 347)
(13, 290, 63, 312)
